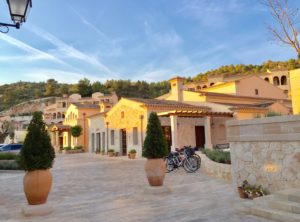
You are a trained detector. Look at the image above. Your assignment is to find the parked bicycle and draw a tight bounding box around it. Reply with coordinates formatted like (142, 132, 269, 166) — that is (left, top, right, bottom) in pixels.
(164, 146, 201, 173)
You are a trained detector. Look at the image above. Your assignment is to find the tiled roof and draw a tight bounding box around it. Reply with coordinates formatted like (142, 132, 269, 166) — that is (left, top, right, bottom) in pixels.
(126, 98, 210, 110)
(72, 103, 100, 109)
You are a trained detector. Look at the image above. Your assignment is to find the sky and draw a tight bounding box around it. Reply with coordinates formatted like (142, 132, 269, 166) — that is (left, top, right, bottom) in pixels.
(0, 0, 298, 84)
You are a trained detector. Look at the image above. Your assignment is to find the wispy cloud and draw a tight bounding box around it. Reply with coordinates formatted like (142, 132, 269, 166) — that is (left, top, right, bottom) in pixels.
(0, 34, 68, 65)
(28, 25, 120, 78)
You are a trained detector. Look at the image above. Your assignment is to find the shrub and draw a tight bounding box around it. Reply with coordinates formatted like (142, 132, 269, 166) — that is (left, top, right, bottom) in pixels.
(18, 112, 55, 171)
(0, 161, 22, 170)
(266, 111, 281, 117)
(0, 153, 18, 160)
(70, 125, 82, 146)
(203, 149, 231, 164)
(108, 148, 115, 153)
(74, 146, 83, 150)
(129, 149, 136, 154)
(63, 146, 71, 151)
(142, 112, 168, 159)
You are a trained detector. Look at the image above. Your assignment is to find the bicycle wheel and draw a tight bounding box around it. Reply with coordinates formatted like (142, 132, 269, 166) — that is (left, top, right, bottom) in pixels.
(193, 154, 201, 169)
(165, 157, 174, 173)
(183, 156, 199, 173)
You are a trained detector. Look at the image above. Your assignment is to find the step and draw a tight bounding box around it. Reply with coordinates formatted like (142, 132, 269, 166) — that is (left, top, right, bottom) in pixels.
(269, 199, 300, 214)
(250, 205, 300, 222)
(274, 189, 300, 203)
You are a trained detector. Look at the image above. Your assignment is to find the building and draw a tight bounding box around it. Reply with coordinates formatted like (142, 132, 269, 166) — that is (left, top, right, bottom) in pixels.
(44, 92, 118, 125)
(184, 69, 290, 96)
(87, 76, 291, 157)
(290, 68, 300, 114)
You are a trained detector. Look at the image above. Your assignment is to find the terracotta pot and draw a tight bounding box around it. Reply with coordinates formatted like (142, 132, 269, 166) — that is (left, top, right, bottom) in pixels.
(144, 159, 166, 186)
(237, 187, 248, 199)
(129, 153, 136, 159)
(23, 169, 52, 205)
(108, 152, 114, 157)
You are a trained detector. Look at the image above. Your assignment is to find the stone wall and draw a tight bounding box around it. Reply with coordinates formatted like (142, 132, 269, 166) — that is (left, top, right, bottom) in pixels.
(227, 115, 300, 193)
(197, 152, 232, 181)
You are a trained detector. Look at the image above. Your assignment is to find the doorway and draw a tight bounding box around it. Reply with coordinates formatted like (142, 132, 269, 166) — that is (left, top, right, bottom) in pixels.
(162, 126, 172, 152)
(121, 129, 127, 156)
(195, 126, 205, 148)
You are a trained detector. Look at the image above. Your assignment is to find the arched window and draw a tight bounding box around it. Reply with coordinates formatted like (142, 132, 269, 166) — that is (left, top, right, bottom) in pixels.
(281, 76, 287, 85)
(196, 86, 201, 90)
(53, 113, 56, 119)
(57, 112, 62, 119)
(264, 77, 269, 82)
(62, 102, 66, 108)
(62, 113, 65, 118)
(202, 85, 207, 89)
(210, 82, 215, 86)
(273, 76, 279, 86)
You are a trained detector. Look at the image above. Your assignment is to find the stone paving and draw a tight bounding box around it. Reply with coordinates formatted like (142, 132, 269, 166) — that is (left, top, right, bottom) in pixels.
(0, 154, 274, 222)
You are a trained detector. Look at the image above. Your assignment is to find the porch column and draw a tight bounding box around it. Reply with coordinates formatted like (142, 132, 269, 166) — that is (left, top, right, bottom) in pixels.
(204, 116, 213, 149)
(170, 115, 179, 151)
(50, 132, 55, 147)
(55, 131, 59, 147)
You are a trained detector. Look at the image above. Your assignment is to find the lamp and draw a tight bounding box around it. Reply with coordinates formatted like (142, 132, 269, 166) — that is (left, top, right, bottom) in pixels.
(0, 0, 32, 33)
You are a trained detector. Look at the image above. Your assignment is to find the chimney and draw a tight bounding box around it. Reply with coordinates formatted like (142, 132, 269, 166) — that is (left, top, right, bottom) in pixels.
(169, 76, 184, 102)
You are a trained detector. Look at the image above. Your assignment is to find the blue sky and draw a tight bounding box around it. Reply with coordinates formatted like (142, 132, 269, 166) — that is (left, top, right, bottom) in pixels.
(0, 0, 298, 84)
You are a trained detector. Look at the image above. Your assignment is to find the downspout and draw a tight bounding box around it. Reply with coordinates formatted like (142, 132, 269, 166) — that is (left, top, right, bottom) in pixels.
(140, 115, 144, 148)
(106, 122, 109, 153)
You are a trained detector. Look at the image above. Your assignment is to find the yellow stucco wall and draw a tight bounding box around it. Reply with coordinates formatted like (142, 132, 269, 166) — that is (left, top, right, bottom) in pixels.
(290, 69, 300, 114)
(201, 82, 236, 94)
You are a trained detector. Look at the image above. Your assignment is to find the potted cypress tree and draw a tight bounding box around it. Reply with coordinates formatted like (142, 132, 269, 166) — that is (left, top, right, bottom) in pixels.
(70, 125, 82, 148)
(142, 112, 168, 186)
(19, 112, 55, 205)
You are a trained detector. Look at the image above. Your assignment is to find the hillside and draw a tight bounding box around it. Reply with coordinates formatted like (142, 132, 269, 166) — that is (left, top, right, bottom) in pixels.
(1, 59, 299, 113)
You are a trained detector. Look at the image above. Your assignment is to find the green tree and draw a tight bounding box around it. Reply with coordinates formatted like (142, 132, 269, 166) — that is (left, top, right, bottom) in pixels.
(18, 112, 55, 171)
(77, 78, 93, 97)
(70, 125, 82, 146)
(92, 81, 107, 93)
(142, 112, 168, 159)
(45, 79, 57, 96)
(59, 84, 69, 95)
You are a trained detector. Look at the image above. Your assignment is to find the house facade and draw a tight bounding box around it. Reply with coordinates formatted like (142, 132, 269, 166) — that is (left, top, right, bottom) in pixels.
(290, 68, 300, 114)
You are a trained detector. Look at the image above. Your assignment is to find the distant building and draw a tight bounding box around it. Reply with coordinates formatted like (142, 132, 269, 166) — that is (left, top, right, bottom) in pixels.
(44, 92, 118, 125)
(184, 69, 290, 97)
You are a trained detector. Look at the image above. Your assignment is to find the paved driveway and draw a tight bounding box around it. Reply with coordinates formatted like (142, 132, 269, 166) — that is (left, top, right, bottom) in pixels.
(0, 154, 273, 222)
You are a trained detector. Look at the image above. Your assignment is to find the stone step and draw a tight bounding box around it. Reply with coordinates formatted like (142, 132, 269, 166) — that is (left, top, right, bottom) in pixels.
(274, 189, 300, 203)
(250, 205, 300, 222)
(269, 199, 300, 214)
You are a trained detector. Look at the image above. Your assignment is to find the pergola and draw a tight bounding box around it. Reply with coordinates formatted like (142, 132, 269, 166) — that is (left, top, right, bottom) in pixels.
(157, 110, 233, 150)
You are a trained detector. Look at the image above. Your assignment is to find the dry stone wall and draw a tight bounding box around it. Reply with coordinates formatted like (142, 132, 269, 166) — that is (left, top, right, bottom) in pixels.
(227, 115, 300, 193)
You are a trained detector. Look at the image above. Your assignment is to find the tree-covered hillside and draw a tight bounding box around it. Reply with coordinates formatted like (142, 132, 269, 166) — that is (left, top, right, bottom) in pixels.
(1, 59, 299, 112)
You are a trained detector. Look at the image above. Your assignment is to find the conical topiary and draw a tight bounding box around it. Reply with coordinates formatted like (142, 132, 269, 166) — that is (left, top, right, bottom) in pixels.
(19, 112, 55, 171)
(142, 112, 168, 159)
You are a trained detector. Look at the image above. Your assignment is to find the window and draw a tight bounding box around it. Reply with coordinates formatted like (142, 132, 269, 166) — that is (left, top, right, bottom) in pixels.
(281, 76, 287, 85)
(133, 127, 138, 145)
(255, 89, 259, 95)
(210, 82, 215, 86)
(111, 130, 115, 145)
(202, 85, 207, 88)
(264, 77, 269, 82)
(62, 102, 66, 108)
(273, 76, 280, 86)
(96, 133, 101, 149)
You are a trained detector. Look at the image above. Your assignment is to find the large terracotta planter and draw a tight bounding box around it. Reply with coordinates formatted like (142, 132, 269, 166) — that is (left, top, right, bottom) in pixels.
(144, 159, 166, 186)
(129, 153, 136, 159)
(23, 169, 52, 205)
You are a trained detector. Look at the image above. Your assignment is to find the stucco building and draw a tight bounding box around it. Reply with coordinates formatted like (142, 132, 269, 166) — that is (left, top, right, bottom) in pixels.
(87, 76, 291, 157)
(290, 68, 300, 115)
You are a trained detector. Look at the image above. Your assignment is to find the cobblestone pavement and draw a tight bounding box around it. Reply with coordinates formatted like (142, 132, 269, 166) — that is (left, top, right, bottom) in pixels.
(0, 154, 274, 222)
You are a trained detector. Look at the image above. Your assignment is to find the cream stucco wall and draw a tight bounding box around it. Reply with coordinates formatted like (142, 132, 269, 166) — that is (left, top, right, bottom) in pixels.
(88, 114, 107, 153)
(201, 82, 236, 95)
(235, 76, 287, 99)
(290, 68, 300, 114)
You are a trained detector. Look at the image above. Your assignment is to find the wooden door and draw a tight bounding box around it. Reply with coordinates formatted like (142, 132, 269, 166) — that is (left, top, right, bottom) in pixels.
(162, 126, 172, 152)
(121, 129, 127, 156)
(195, 126, 205, 148)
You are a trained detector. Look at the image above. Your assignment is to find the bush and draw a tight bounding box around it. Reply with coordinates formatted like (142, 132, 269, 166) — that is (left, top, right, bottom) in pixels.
(18, 112, 55, 171)
(142, 112, 168, 159)
(203, 149, 231, 164)
(266, 111, 281, 117)
(63, 147, 71, 151)
(0, 161, 22, 170)
(0, 153, 18, 160)
(108, 149, 115, 153)
(129, 149, 136, 154)
(74, 146, 83, 150)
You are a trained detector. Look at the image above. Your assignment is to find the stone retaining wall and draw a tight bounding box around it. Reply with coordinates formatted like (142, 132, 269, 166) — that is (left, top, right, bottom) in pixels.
(197, 152, 232, 181)
(227, 115, 300, 193)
